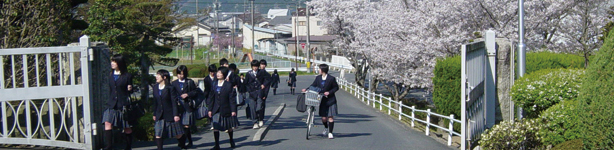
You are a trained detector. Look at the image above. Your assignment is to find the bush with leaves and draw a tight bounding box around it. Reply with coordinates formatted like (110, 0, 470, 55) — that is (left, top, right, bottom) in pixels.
(524, 51, 585, 74)
(479, 119, 543, 149)
(574, 28, 614, 149)
(511, 68, 584, 118)
(432, 56, 461, 132)
(537, 100, 582, 147)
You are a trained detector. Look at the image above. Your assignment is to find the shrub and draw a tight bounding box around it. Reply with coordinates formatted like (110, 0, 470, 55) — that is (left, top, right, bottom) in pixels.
(574, 29, 614, 149)
(432, 56, 461, 132)
(511, 68, 584, 118)
(132, 112, 155, 141)
(479, 119, 544, 150)
(552, 139, 583, 150)
(524, 51, 584, 74)
(185, 63, 218, 78)
(537, 100, 582, 147)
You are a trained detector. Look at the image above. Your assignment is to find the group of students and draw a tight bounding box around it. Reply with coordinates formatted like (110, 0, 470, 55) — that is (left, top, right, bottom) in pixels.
(102, 54, 338, 150)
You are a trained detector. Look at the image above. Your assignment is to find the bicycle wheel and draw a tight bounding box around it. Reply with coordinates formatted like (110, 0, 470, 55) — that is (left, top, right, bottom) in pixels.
(306, 107, 313, 140)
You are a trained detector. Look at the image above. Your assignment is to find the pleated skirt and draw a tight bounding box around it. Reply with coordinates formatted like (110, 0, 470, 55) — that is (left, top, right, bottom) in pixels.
(211, 113, 240, 131)
(181, 111, 195, 126)
(154, 119, 184, 138)
(319, 103, 338, 117)
(102, 108, 131, 128)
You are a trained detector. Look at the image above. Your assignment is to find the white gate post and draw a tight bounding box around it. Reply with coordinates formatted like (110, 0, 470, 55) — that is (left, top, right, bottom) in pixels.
(485, 30, 497, 128)
(461, 43, 467, 150)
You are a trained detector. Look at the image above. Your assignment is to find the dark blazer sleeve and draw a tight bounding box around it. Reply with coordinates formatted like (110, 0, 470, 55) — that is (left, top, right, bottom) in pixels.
(186, 79, 199, 98)
(229, 83, 237, 113)
(170, 86, 179, 117)
(329, 77, 339, 94)
(152, 87, 158, 118)
(307, 76, 320, 90)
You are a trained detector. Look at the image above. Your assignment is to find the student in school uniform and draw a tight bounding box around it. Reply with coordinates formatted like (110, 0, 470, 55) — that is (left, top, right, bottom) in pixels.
(153, 69, 184, 150)
(256, 59, 272, 127)
(102, 54, 134, 150)
(270, 69, 280, 95)
(203, 64, 217, 113)
(238, 73, 247, 103)
(208, 67, 239, 150)
(288, 68, 297, 95)
(245, 60, 262, 129)
(171, 65, 199, 148)
(302, 64, 340, 139)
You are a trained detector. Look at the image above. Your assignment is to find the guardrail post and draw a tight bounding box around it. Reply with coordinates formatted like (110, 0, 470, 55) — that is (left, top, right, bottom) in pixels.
(426, 109, 431, 136)
(399, 101, 403, 121)
(379, 94, 382, 111)
(372, 91, 376, 108)
(411, 106, 415, 127)
(386, 94, 390, 115)
(448, 114, 454, 146)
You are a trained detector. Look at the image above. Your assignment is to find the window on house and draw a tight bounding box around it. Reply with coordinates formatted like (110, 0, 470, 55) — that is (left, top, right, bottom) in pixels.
(299, 21, 306, 26)
(317, 21, 322, 26)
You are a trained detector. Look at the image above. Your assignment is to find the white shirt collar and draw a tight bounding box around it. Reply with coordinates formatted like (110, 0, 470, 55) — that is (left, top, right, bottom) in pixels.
(322, 74, 328, 80)
(178, 79, 185, 82)
(113, 70, 121, 75)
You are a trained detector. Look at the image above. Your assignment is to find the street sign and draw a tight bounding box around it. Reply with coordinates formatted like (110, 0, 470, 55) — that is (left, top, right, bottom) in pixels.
(301, 43, 305, 49)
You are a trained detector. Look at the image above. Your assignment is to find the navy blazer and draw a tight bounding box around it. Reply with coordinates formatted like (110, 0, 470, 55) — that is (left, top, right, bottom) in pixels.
(289, 72, 297, 82)
(153, 84, 179, 122)
(257, 69, 272, 98)
(307, 75, 340, 106)
(203, 75, 215, 107)
(245, 70, 261, 99)
(107, 72, 133, 110)
(208, 80, 237, 117)
(171, 78, 199, 112)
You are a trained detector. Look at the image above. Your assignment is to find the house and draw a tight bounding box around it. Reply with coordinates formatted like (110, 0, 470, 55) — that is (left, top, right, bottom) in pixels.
(267, 9, 288, 19)
(292, 8, 328, 37)
(242, 24, 291, 53)
(172, 22, 215, 47)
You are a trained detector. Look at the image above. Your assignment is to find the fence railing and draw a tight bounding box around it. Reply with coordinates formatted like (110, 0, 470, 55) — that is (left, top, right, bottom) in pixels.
(336, 78, 460, 146)
(253, 49, 355, 70)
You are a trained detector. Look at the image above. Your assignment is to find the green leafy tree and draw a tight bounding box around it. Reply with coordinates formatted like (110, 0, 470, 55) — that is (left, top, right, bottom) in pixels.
(83, 0, 179, 102)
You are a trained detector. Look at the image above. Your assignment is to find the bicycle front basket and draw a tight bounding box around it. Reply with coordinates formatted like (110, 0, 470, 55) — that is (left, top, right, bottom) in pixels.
(305, 90, 322, 106)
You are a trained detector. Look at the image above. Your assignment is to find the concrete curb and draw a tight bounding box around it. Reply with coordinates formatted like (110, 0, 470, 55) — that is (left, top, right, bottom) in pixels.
(252, 103, 286, 142)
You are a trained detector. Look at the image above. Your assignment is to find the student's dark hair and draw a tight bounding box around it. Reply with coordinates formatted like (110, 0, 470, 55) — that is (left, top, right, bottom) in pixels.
(273, 69, 278, 75)
(176, 65, 189, 78)
(219, 58, 229, 66)
(240, 73, 244, 77)
(229, 63, 237, 71)
(111, 54, 128, 74)
(157, 69, 171, 85)
(208, 64, 217, 73)
(218, 67, 229, 79)
(291, 68, 295, 72)
(319, 64, 329, 74)
(259, 59, 267, 66)
(250, 60, 260, 67)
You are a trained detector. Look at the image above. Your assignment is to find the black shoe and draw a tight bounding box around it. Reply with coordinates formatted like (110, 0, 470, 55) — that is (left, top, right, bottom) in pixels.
(230, 140, 236, 148)
(186, 142, 193, 148)
(210, 145, 220, 150)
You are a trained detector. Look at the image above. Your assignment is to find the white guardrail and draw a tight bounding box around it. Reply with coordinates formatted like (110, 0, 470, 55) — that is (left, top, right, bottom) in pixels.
(337, 78, 461, 146)
(253, 50, 355, 70)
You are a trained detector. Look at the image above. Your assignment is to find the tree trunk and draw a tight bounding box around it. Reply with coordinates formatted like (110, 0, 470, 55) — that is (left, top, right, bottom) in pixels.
(140, 47, 150, 102)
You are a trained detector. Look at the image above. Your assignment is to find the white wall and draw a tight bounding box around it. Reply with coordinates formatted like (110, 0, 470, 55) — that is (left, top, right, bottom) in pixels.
(242, 25, 275, 49)
(174, 25, 213, 46)
(292, 16, 328, 37)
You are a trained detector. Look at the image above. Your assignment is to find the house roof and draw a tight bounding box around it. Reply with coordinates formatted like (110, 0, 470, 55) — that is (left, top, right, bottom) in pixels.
(269, 16, 292, 26)
(243, 24, 291, 34)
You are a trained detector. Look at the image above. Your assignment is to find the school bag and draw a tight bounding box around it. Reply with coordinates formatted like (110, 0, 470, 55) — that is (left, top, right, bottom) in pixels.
(296, 93, 307, 113)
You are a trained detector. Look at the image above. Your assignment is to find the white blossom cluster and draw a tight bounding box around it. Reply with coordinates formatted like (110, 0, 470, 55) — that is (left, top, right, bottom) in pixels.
(307, 0, 609, 89)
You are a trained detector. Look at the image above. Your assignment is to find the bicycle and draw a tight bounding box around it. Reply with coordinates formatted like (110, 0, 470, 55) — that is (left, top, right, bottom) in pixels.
(303, 90, 322, 140)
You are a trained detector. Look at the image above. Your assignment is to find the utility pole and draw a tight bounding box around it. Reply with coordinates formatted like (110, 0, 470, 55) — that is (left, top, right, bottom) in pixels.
(251, 0, 255, 58)
(294, 2, 300, 70)
(306, 2, 311, 73)
(214, 0, 220, 56)
(196, 0, 199, 48)
(231, 15, 235, 58)
(517, 0, 526, 120)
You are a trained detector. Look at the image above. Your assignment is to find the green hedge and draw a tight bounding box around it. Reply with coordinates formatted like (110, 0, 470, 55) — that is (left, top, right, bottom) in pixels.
(432, 56, 461, 132)
(185, 63, 218, 78)
(574, 29, 614, 149)
(479, 119, 543, 149)
(537, 100, 582, 147)
(524, 51, 585, 75)
(511, 68, 584, 118)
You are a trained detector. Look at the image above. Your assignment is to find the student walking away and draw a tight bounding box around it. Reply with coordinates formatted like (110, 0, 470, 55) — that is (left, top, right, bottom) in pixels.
(245, 60, 262, 129)
(153, 69, 184, 150)
(257, 59, 272, 127)
(302, 64, 339, 139)
(102, 54, 134, 150)
(208, 67, 239, 150)
(203, 64, 217, 115)
(238, 73, 248, 104)
(172, 65, 199, 148)
(288, 68, 297, 95)
(271, 69, 280, 95)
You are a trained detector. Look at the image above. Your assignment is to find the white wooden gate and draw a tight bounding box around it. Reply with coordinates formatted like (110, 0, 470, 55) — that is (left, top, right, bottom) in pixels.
(461, 30, 497, 150)
(0, 36, 94, 149)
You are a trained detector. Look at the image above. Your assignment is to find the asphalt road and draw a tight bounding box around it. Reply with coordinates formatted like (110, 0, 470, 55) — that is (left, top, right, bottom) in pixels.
(131, 73, 452, 150)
